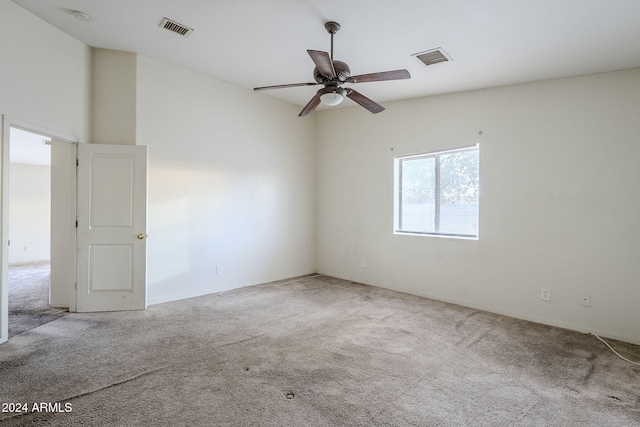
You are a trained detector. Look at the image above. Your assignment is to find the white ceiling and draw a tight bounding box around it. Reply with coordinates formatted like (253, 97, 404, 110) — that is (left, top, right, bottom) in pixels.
(11, 0, 640, 111)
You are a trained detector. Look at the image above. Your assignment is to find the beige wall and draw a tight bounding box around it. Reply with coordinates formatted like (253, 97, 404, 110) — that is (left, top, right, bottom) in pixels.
(316, 68, 640, 345)
(91, 49, 137, 145)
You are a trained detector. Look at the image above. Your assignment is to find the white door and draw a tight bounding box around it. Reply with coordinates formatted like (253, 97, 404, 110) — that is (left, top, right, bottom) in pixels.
(76, 144, 147, 312)
(50, 139, 77, 309)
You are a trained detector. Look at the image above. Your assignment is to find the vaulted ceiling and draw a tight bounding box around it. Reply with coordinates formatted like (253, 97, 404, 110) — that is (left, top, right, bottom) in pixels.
(12, 0, 640, 110)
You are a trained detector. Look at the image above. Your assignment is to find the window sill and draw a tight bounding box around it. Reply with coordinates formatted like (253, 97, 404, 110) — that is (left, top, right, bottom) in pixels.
(394, 230, 478, 240)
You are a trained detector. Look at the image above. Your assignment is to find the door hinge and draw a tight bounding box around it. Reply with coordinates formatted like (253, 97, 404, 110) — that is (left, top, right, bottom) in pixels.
(75, 220, 78, 228)
(76, 158, 79, 166)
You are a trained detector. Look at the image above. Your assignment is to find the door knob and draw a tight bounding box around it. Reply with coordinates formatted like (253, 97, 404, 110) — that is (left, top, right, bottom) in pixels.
(137, 233, 147, 240)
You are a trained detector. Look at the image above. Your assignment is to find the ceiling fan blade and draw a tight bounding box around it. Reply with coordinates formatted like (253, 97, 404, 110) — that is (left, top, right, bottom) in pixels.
(307, 50, 336, 79)
(254, 82, 319, 91)
(298, 93, 321, 117)
(346, 89, 385, 114)
(348, 69, 411, 84)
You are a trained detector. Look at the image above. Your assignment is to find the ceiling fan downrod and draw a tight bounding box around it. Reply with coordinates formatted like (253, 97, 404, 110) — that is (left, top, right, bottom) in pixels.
(324, 21, 340, 61)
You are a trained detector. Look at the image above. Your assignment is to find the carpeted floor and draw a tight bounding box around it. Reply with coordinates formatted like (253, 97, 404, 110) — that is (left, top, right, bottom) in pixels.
(0, 274, 638, 426)
(8, 263, 67, 338)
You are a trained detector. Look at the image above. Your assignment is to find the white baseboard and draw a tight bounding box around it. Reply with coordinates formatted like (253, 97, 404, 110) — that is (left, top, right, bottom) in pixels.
(9, 260, 50, 266)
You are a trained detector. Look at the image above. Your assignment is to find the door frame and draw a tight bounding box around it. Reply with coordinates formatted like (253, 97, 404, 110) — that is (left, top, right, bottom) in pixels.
(0, 115, 80, 344)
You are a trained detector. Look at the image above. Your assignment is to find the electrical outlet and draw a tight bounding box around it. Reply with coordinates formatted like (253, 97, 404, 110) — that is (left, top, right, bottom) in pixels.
(24, 246, 31, 252)
(360, 260, 366, 268)
(579, 293, 591, 307)
(541, 288, 551, 301)
(216, 266, 223, 275)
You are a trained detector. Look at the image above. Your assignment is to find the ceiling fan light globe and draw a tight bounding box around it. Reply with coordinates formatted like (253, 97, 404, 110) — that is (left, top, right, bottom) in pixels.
(320, 92, 344, 106)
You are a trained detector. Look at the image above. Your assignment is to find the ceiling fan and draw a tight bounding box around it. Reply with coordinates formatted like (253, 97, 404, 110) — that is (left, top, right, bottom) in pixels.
(254, 21, 411, 117)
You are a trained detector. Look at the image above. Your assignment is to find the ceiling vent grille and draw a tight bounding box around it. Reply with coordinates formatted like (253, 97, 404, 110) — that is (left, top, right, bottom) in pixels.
(159, 18, 193, 37)
(412, 48, 452, 67)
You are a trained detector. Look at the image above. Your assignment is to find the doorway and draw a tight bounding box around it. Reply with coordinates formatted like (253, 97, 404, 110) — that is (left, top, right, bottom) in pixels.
(1, 116, 82, 344)
(1, 117, 148, 344)
(7, 127, 66, 337)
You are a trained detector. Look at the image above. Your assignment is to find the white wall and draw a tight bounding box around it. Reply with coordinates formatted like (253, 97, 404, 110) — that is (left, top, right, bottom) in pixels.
(0, 1, 90, 139)
(316, 68, 640, 345)
(1, 0, 91, 339)
(136, 55, 317, 304)
(8, 163, 50, 264)
(5, 0, 638, 345)
(1, 0, 317, 308)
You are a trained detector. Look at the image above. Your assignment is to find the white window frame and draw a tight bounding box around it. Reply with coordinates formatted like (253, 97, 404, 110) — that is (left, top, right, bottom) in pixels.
(394, 144, 479, 239)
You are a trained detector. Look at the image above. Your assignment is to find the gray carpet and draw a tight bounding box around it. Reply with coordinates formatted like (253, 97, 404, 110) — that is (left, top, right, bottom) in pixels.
(8, 263, 67, 338)
(0, 274, 638, 426)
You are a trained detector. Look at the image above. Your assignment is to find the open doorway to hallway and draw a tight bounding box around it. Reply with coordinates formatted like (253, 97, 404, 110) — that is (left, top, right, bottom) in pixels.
(8, 127, 66, 337)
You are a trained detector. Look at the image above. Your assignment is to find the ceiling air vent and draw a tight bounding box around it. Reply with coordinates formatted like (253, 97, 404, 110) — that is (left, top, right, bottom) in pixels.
(159, 18, 194, 37)
(412, 48, 452, 67)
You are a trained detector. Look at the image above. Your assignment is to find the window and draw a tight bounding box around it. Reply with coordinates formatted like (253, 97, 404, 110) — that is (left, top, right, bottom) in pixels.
(395, 145, 479, 238)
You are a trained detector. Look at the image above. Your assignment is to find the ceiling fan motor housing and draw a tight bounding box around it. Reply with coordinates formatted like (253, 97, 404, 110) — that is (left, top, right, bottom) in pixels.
(318, 86, 346, 97)
(313, 60, 351, 83)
